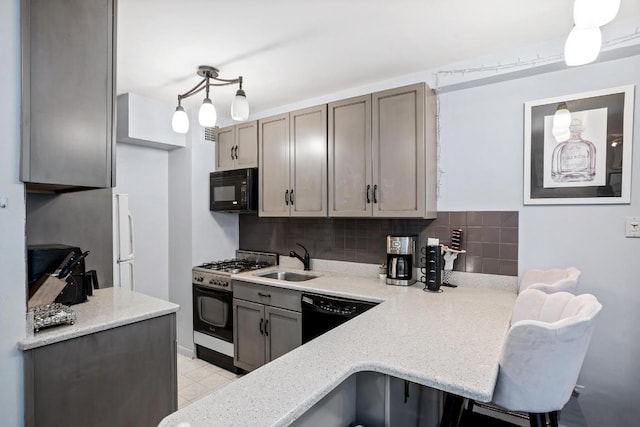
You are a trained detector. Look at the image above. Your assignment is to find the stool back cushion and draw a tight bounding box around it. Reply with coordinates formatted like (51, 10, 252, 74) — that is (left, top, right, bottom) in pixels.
(493, 289, 602, 413)
(519, 267, 581, 294)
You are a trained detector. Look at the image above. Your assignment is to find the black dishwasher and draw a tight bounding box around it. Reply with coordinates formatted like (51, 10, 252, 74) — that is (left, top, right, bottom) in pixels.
(301, 293, 378, 343)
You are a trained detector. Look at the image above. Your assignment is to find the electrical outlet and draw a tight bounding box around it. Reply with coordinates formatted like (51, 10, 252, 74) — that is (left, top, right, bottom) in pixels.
(626, 217, 640, 237)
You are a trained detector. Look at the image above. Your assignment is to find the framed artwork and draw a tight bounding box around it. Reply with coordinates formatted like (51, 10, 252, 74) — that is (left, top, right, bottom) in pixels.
(524, 85, 634, 205)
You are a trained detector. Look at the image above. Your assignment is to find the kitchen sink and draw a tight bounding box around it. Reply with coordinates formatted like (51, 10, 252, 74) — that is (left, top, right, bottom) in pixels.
(257, 271, 317, 282)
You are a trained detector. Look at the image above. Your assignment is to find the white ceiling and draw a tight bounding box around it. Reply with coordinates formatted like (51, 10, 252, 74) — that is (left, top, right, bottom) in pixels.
(117, 0, 640, 120)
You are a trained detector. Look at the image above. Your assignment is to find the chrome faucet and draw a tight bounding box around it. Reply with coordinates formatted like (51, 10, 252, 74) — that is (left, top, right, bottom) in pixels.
(289, 243, 311, 271)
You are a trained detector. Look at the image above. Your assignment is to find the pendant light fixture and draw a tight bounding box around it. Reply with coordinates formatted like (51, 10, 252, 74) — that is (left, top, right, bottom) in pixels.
(564, 0, 620, 67)
(172, 65, 248, 134)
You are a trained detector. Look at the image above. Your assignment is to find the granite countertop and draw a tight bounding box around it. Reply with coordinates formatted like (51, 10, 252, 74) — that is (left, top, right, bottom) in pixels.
(160, 266, 517, 427)
(18, 287, 180, 351)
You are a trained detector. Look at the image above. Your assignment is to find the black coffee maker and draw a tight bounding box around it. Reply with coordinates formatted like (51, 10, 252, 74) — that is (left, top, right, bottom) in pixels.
(386, 235, 416, 286)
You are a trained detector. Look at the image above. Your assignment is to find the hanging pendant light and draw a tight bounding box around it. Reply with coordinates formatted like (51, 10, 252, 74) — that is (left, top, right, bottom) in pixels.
(574, 0, 620, 28)
(171, 104, 189, 133)
(172, 65, 248, 134)
(564, 26, 602, 66)
(553, 103, 572, 129)
(231, 77, 249, 121)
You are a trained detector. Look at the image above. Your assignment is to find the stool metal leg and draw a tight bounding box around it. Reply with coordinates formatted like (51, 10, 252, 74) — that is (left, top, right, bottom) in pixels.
(440, 393, 464, 427)
(528, 413, 546, 427)
(549, 411, 559, 427)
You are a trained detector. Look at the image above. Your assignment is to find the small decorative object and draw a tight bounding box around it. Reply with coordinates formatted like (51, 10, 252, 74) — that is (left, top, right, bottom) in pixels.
(30, 303, 76, 332)
(524, 85, 634, 205)
(378, 264, 387, 280)
(441, 228, 466, 287)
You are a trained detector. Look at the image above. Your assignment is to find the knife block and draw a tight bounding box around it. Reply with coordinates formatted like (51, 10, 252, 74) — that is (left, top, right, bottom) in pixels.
(28, 274, 68, 309)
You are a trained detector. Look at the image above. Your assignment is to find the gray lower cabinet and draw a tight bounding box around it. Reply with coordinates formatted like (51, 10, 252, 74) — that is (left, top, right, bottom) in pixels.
(21, 0, 116, 190)
(24, 314, 177, 427)
(233, 281, 302, 372)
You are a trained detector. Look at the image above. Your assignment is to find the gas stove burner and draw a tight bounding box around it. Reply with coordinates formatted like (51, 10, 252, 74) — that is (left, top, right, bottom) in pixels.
(196, 259, 273, 274)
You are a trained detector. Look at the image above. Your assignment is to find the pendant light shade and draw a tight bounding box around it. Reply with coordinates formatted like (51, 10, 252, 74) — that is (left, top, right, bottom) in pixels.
(172, 105, 189, 133)
(231, 89, 249, 121)
(574, 0, 620, 28)
(199, 98, 217, 127)
(564, 26, 602, 66)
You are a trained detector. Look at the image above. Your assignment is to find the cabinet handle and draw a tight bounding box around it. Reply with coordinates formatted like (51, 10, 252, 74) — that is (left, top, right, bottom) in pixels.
(234, 146, 238, 159)
(404, 380, 410, 403)
(290, 189, 294, 204)
(259, 318, 264, 335)
(264, 319, 269, 336)
(285, 190, 289, 205)
(230, 146, 235, 160)
(373, 185, 378, 203)
(258, 292, 271, 298)
(366, 184, 371, 204)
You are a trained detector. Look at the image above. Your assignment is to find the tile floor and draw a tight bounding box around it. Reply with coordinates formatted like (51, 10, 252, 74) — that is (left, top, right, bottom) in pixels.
(177, 353, 242, 409)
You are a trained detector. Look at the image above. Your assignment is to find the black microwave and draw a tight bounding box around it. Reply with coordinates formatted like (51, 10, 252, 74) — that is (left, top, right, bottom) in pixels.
(210, 168, 258, 213)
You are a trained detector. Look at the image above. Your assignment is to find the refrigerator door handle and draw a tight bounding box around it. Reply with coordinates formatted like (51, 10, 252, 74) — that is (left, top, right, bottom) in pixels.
(127, 211, 135, 259)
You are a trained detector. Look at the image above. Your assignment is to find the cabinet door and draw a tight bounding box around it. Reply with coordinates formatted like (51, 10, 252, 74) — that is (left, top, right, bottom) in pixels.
(290, 105, 327, 217)
(328, 95, 372, 217)
(372, 83, 426, 217)
(259, 113, 291, 216)
(22, 0, 115, 189)
(265, 306, 301, 363)
(235, 120, 258, 169)
(216, 126, 236, 171)
(233, 299, 265, 372)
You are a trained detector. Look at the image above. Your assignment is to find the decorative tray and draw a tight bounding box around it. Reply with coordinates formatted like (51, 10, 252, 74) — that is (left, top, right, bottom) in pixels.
(30, 303, 76, 332)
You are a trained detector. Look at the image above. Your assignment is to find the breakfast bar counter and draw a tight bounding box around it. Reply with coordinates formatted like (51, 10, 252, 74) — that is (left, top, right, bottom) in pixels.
(160, 268, 517, 427)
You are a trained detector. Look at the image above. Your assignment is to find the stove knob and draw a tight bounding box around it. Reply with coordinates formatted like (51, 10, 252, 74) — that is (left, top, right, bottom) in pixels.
(209, 279, 215, 285)
(197, 277, 203, 282)
(223, 283, 229, 287)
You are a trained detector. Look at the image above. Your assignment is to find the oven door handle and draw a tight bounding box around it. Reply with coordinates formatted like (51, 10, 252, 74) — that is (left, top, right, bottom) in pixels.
(194, 284, 231, 298)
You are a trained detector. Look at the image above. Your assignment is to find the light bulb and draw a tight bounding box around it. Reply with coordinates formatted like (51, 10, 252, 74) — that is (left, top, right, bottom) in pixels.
(553, 103, 572, 129)
(231, 89, 249, 121)
(172, 105, 189, 133)
(198, 98, 217, 127)
(574, 0, 620, 28)
(564, 26, 602, 66)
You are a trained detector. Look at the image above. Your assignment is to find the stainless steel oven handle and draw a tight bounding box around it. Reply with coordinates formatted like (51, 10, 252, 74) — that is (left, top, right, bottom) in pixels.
(194, 284, 231, 297)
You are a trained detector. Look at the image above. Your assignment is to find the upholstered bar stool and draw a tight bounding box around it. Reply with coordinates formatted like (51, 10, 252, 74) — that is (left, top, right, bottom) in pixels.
(489, 288, 602, 427)
(519, 267, 581, 294)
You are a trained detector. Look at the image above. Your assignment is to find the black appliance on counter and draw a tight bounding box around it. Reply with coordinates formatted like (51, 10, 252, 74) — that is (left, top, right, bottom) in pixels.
(193, 250, 278, 373)
(27, 244, 91, 306)
(301, 293, 377, 344)
(209, 168, 258, 213)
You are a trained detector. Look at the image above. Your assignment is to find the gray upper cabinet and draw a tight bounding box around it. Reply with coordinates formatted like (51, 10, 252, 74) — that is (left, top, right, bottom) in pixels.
(328, 95, 372, 217)
(259, 113, 290, 216)
(259, 106, 327, 217)
(329, 83, 436, 218)
(215, 121, 258, 171)
(21, 0, 116, 191)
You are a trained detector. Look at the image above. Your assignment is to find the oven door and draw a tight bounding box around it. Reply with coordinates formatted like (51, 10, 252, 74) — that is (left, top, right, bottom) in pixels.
(193, 285, 233, 342)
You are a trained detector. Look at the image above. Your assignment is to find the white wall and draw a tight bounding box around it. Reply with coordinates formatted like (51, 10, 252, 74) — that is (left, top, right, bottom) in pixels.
(438, 55, 640, 426)
(168, 117, 239, 355)
(114, 143, 169, 299)
(0, 0, 26, 425)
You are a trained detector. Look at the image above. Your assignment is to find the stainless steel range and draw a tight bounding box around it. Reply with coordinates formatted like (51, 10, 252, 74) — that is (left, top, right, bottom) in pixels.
(193, 250, 277, 372)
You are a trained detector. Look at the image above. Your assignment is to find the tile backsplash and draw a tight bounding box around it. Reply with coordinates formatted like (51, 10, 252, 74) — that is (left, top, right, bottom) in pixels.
(239, 211, 518, 276)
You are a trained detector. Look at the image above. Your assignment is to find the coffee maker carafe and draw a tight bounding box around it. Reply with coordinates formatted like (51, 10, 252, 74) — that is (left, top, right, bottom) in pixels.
(386, 235, 416, 286)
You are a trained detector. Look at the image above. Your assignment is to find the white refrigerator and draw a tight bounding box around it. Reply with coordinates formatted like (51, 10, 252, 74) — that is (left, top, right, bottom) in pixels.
(115, 193, 136, 290)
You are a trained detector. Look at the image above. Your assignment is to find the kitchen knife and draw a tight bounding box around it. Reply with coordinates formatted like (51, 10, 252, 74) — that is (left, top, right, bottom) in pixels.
(52, 252, 76, 278)
(59, 250, 90, 279)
